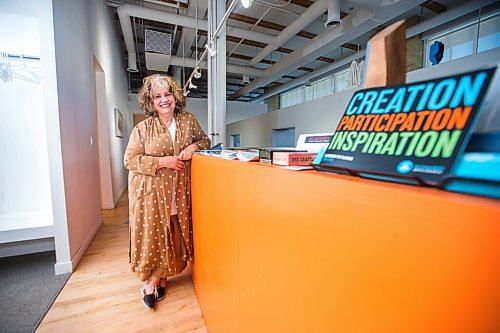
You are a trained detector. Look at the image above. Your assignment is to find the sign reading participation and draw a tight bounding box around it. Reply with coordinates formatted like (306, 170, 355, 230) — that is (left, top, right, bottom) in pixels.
(317, 69, 495, 185)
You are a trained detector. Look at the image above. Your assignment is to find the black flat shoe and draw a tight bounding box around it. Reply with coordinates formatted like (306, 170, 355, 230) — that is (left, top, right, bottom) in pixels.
(156, 278, 167, 302)
(140, 282, 157, 309)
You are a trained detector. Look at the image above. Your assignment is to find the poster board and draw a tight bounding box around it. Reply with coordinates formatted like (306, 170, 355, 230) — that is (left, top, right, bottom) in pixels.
(314, 68, 496, 186)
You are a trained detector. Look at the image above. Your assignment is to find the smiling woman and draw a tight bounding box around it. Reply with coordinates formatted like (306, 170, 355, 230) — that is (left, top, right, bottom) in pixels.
(124, 74, 211, 310)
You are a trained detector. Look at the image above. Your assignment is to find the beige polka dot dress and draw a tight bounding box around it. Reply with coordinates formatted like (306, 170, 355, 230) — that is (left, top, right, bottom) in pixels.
(124, 112, 211, 281)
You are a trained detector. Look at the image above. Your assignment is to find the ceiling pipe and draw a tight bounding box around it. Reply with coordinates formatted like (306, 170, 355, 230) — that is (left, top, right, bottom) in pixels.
(117, 5, 139, 71)
(142, 0, 180, 9)
(251, 0, 499, 103)
(117, 3, 276, 71)
(175, 0, 208, 60)
(252, 50, 366, 103)
(228, 0, 428, 100)
(325, 0, 341, 28)
(248, 0, 327, 67)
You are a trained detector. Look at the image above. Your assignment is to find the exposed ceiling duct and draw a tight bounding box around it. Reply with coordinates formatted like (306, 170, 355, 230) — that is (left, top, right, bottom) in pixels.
(117, 3, 276, 72)
(252, 0, 498, 102)
(144, 29, 171, 71)
(248, 0, 327, 67)
(168, 56, 266, 77)
(229, 0, 429, 100)
(325, 0, 341, 28)
(112, 0, 498, 101)
(175, 0, 209, 65)
(252, 50, 367, 103)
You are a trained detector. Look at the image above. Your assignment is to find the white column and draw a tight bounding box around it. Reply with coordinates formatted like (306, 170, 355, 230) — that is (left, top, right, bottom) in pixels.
(207, 0, 227, 147)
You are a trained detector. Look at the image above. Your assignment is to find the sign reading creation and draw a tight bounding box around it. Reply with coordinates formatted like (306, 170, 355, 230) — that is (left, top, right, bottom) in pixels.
(316, 69, 495, 185)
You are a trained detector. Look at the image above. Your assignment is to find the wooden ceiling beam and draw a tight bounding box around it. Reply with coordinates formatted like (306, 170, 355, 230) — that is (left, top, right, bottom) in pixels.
(422, 0, 447, 14)
(289, 0, 313, 7)
(192, 46, 313, 72)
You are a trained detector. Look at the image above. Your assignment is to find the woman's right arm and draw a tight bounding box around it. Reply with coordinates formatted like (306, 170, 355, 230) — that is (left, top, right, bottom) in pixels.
(124, 126, 185, 174)
(124, 126, 159, 176)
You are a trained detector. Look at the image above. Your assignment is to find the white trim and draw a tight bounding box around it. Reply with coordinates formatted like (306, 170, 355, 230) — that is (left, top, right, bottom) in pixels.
(0, 225, 54, 243)
(54, 217, 103, 275)
(0, 238, 55, 258)
(71, 217, 103, 271)
(114, 185, 127, 207)
(54, 260, 72, 275)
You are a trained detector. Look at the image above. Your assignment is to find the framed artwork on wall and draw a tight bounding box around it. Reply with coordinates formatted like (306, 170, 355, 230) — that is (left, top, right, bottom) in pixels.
(114, 108, 123, 138)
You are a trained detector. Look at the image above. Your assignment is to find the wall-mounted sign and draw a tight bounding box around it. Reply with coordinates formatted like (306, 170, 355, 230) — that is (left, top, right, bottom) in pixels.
(315, 69, 496, 186)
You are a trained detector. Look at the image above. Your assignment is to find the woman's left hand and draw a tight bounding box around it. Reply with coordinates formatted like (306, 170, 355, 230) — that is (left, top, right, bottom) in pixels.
(178, 144, 199, 161)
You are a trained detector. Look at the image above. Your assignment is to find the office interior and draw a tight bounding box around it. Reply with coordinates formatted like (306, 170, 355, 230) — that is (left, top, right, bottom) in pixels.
(1, 0, 499, 332)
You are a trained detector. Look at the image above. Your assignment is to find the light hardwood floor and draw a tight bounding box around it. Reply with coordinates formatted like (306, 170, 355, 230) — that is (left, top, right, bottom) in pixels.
(37, 191, 207, 333)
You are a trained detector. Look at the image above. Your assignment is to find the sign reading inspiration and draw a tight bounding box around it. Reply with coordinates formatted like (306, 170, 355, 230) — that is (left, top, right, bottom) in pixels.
(316, 69, 495, 185)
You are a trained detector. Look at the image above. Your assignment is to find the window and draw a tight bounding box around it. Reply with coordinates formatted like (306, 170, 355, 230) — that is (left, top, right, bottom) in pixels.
(279, 67, 352, 108)
(280, 87, 304, 108)
(478, 14, 500, 52)
(231, 134, 240, 147)
(314, 77, 333, 99)
(304, 84, 313, 102)
(425, 12, 500, 67)
(272, 127, 295, 147)
(334, 69, 350, 93)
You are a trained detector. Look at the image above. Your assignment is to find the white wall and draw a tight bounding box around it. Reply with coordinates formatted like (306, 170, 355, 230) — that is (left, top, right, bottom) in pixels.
(0, 0, 61, 257)
(49, 0, 130, 272)
(228, 48, 500, 147)
(89, 2, 130, 204)
(127, 95, 267, 142)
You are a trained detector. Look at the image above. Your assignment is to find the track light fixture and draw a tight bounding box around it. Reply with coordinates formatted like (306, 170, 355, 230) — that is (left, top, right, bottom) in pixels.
(183, 90, 190, 97)
(242, 74, 250, 84)
(241, 0, 253, 8)
(183, 0, 239, 92)
(193, 67, 202, 79)
(188, 81, 198, 90)
(205, 42, 217, 57)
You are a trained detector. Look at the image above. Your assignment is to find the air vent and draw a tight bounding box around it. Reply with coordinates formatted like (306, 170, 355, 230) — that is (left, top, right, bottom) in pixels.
(145, 29, 171, 55)
(145, 29, 171, 72)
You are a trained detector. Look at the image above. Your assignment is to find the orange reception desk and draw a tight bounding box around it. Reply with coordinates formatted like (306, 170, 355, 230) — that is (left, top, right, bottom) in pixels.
(190, 154, 500, 333)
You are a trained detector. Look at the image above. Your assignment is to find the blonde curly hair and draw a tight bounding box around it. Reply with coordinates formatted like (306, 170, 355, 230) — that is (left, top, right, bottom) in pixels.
(138, 74, 186, 117)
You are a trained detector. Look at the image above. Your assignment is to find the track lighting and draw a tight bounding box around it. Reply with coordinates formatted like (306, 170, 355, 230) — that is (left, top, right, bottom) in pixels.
(205, 42, 217, 57)
(193, 67, 202, 79)
(188, 81, 197, 89)
(241, 0, 252, 8)
(183, 90, 190, 97)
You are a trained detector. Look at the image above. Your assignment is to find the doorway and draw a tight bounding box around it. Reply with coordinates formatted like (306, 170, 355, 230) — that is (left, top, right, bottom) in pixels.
(93, 57, 114, 209)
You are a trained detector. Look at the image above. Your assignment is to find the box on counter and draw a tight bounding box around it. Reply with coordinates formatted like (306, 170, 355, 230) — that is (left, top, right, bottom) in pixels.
(273, 152, 317, 166)
(258, 148, 306, 163)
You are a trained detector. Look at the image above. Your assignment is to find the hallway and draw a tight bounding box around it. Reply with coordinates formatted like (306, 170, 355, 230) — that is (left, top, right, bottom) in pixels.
(37, 191, 207, 332)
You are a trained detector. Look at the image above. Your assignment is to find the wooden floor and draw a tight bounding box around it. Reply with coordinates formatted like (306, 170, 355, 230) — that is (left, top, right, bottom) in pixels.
(37, 191, 207, 333)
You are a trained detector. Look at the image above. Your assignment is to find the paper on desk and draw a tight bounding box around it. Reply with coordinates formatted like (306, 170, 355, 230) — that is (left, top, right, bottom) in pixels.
(281, 165, 314, 171)
(236, 149, 260, 162)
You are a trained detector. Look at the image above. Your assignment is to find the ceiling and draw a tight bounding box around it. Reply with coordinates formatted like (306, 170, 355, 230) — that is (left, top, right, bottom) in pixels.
(107, 0, 471, 102)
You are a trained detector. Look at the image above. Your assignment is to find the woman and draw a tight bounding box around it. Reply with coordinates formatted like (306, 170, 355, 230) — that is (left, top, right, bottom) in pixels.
(124, 74, 211, 310)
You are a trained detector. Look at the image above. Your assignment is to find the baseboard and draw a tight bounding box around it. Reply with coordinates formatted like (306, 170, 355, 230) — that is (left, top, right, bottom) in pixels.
(113, 186, 127, 207)
(53, 218, 103, 275)
(54, 260, 72, 275)
(70, 217, 103, 272)
(0, 238, 55, 258)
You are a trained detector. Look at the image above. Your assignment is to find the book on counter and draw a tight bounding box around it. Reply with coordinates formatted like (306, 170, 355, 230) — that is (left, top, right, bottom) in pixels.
(236, 149, 260, 162)
(258, 147, 307, 163)
(272, 152, 317, 166)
